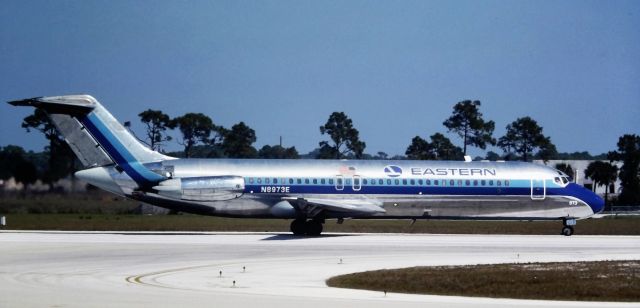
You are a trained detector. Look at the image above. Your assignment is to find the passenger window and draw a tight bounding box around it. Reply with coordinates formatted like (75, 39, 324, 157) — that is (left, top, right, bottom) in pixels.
(257, 178, 262, 184)
(473, 180, 478, 186)
(418, 179, 423, 185)
(410, 179, 415, 185)
(297, 178, 302, 184)
(329, 179, 334, 185)
(273, 178, 278, 184)
(505, 180, 510, 186)
(497, 180, 502, 186)
(265, 178, 270, 184)
(402, 179, 407, 185)
(394, 179, 399, 185)
(305, 179, 310, 184)
(321, 179, 326, 184)
(426, 179, 431, 185)
(489, 180, 494, 186)
(289, 178, 294, 184)
(363, 179, 368, 185)
(312, 179, 317, 184)
(465, 180, 471, 186)
(458, 180, 462, 186)
(450, 180, 455, 186)
(337, 178, 343, 185)
(434, 180, 439, 185)
(249, 177, 254, 184)
(481, 180, 486, 186)
(387, 179, 392, 185)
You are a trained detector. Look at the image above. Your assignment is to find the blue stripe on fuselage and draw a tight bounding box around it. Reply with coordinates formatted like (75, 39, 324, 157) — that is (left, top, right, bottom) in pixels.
(245, 183, 598, 209)
(80, 113, 164, 187)
(246, 184, 541, 196)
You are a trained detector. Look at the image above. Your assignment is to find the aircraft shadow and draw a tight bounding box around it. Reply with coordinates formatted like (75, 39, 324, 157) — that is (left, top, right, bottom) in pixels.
(260, 233, 356, 241)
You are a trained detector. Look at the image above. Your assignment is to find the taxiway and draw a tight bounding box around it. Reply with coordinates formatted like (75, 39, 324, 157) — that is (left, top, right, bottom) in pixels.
(0, 231, 638, 307)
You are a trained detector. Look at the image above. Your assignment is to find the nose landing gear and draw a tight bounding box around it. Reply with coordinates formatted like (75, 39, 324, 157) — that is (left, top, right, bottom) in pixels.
(290, 219, 323, 236)
(561, 218, 576, 236)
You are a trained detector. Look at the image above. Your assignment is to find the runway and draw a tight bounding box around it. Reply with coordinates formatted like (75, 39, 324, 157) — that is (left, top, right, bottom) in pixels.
(1, 231, 639, 307)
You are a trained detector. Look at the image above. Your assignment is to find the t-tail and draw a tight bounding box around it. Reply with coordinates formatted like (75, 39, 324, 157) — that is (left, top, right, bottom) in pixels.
(8, 95, 172, 189)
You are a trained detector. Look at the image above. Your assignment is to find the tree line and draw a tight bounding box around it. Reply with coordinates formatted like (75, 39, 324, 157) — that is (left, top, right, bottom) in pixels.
(1, 100, 638, 205)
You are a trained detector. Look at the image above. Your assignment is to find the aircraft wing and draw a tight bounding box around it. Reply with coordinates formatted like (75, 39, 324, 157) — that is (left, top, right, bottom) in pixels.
(282, 197, 386, 215)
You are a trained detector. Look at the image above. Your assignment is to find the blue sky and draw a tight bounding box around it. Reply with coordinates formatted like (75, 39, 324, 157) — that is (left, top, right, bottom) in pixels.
(1, 0, 638, 157)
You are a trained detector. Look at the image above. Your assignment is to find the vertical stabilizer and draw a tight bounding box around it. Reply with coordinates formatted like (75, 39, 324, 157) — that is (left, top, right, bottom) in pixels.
(8, 95, 171, 187)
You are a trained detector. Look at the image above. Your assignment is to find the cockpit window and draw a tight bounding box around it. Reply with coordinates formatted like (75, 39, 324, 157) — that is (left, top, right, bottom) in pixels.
(554, 177, 561, 184)
(562, 177, 569, 184)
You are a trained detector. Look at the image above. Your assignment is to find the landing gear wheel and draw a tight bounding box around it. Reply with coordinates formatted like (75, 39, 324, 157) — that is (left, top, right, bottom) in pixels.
(305, 220, 323, 236)
(561, 226, 574, 236)
(290, 219, 306, 235)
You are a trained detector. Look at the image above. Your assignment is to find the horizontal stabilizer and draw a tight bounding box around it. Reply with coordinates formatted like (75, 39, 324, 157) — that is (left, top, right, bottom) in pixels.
(8, 95, 96, 115)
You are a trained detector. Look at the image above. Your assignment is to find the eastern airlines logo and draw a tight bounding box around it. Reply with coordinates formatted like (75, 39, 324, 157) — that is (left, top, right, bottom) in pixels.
(384, 165, 402, 177)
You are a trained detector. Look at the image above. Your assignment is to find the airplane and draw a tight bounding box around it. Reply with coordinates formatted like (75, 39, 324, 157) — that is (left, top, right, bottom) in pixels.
(8, 95, 604, 236)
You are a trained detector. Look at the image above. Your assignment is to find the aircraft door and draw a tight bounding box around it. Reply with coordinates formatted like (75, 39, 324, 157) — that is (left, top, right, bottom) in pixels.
(335, 175, 344, 191)
(353, 175, 361, 191)
(531, 178, 546, 200)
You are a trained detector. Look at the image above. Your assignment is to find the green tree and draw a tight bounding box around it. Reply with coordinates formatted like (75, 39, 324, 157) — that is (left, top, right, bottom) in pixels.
(443, 100, 496, 155)
(138, 109, 174, 151)
(429, 133, 464, 160)
(318, 112, 366, 159)
(0, 145, 27, 180)
(374, 151, 389, 160)
(535, 137, 558, 162)
(585, 161, 619, 210)
(405, 133, 463, 160)
(222, 122, 258, 158)
(172, 113, 222, 158)
(405, 136, 434, 160)
(14, 158, 38, 194)
(497, 116, 552, 162)
(258, 145, 299, 159)
(608, 134, 640, 205)
(485, 151, 501, 161)
(554, 163, 574, 180)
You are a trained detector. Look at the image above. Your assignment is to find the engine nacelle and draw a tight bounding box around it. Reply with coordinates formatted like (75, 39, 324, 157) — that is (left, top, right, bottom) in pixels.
(153, 176, 244, 201)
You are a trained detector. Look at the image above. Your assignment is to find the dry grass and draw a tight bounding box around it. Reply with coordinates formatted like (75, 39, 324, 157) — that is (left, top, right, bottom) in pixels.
(326, 261, 640, 302)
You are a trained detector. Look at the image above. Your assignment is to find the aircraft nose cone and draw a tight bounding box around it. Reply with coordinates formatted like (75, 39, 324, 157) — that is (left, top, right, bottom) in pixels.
(584, 187, 605, 214)
(567, 183, 605, 214)
(590, 193, 605, 214)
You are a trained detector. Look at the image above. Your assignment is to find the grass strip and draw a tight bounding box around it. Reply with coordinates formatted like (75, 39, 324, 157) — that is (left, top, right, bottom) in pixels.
(326, 260, 640, 302)
(0, 213, 639, 235)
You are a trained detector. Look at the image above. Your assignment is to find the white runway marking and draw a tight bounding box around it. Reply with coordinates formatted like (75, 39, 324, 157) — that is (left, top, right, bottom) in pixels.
(1, 231, 639, 307)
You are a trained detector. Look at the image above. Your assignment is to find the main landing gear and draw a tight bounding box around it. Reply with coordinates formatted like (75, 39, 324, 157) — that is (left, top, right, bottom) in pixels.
(561, 218, 576, 236)
(290, 219, 323, 236)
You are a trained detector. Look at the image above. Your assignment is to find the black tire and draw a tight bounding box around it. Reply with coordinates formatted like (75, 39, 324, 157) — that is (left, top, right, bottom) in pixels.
(561, 226, 574, 236)
(290, 219, 306, 235)
(305, 220, 323, 236)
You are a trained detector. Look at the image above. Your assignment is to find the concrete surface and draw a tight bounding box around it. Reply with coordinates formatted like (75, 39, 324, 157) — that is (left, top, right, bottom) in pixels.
(1, 231, 639, 307)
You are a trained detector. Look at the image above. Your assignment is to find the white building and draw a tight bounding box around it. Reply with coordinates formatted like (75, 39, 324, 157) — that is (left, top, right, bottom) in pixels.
(533, 160, 622, 196)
